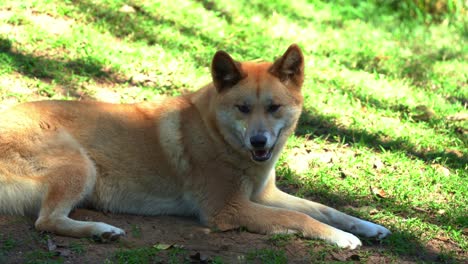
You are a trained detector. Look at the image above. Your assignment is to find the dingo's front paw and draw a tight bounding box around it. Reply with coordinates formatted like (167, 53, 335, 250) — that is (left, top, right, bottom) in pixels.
(92, 223, 126, 242)
(357, 220, 391, 239)
(333, 231, 362, 249)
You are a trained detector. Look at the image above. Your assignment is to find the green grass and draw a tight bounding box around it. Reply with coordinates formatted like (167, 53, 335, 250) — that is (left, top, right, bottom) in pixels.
(112, 247, 161, 264)
(246, 248, 288, 264)
(109, 246, 187, 264)
(0, 0, 466, 263)
(0, 235, 17, 253)
(130, 224, 142, 238)
(268, 234, 295, 247)
(25, 250, 63, 264)
(69, 241, 86, 254)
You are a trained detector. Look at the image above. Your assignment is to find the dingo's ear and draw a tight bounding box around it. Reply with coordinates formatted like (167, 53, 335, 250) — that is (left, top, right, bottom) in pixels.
(269, 44, 304, 87)
(211, 51, 246, 92)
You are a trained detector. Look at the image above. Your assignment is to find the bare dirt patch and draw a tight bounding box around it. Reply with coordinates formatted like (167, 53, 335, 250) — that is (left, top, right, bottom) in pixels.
(0, 210, 311, 263)
(1, 208, 461, 263)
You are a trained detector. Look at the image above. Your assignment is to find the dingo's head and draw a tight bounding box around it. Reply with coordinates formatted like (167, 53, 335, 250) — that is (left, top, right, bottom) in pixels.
(211, 44, 304, 163)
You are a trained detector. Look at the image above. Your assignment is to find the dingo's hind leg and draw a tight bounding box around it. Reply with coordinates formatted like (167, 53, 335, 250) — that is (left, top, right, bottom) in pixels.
(34, 148, 125, 241)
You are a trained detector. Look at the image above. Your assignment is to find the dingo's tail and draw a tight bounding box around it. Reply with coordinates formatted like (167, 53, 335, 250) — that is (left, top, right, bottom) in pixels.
(0, 175, 44, 216)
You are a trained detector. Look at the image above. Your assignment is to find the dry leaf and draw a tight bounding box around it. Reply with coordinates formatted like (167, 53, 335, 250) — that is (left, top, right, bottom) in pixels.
(153, 243, 173, 250)
(370, 186, 387, 198)
(47, 238, 57, 251)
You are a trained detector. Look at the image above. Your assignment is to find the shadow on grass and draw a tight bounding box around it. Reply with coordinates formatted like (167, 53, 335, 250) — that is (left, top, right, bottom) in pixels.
(447, 95, 468, 107)
(194, 0, 234, 23)
(296, 108, 467, 171)
(276, 169, 462, 263)
(73, 0, 224, 66)
(0, 37, 126, 98)
(72, 0, 464, 90)
(326, 79, 468, 147)
(365, 50, 462, 89)
(72, 0, 286, 64)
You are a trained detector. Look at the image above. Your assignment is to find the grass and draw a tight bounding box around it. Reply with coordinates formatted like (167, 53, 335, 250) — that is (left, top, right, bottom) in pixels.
(69, 241, 86, 254)
(130, 224, 142, 238)
(0, 235, 17, 253)
(109, 246, 187, 264)
(268, 234, 295, 247)
(246, 248, 288, 264)
(24, 250, 63, 264)
(112, 247, 161, 264)
(0, 0, 466, 263)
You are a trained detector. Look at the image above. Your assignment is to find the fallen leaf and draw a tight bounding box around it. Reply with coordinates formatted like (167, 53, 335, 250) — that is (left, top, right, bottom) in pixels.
(153, 243, 173, 250)
(370, 186, 387, 198)
(47, 238, 57, 251)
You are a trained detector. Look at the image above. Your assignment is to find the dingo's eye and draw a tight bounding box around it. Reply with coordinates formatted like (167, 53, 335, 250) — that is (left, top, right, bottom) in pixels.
(236, 104, 251, 114)
(267, 104, 281, 113)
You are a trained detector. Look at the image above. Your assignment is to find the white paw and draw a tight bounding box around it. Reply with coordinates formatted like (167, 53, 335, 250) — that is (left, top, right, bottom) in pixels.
(92, 222, 126, 242)
(356, 220, 391, 239)
(333, 231, 362, 249)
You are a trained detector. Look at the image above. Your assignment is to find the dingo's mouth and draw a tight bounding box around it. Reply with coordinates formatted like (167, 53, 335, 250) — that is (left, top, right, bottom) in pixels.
(251, 149, 272, 162)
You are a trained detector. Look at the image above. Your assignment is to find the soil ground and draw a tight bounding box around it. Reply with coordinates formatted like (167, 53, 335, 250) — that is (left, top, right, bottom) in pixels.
(0, 208, 456, 263)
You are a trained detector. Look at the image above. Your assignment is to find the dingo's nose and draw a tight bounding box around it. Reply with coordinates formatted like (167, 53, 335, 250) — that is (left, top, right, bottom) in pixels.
(250, 135, 267, 148)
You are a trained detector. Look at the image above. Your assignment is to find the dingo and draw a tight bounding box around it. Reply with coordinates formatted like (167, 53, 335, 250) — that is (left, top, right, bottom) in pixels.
(0, 45, 390, 249)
